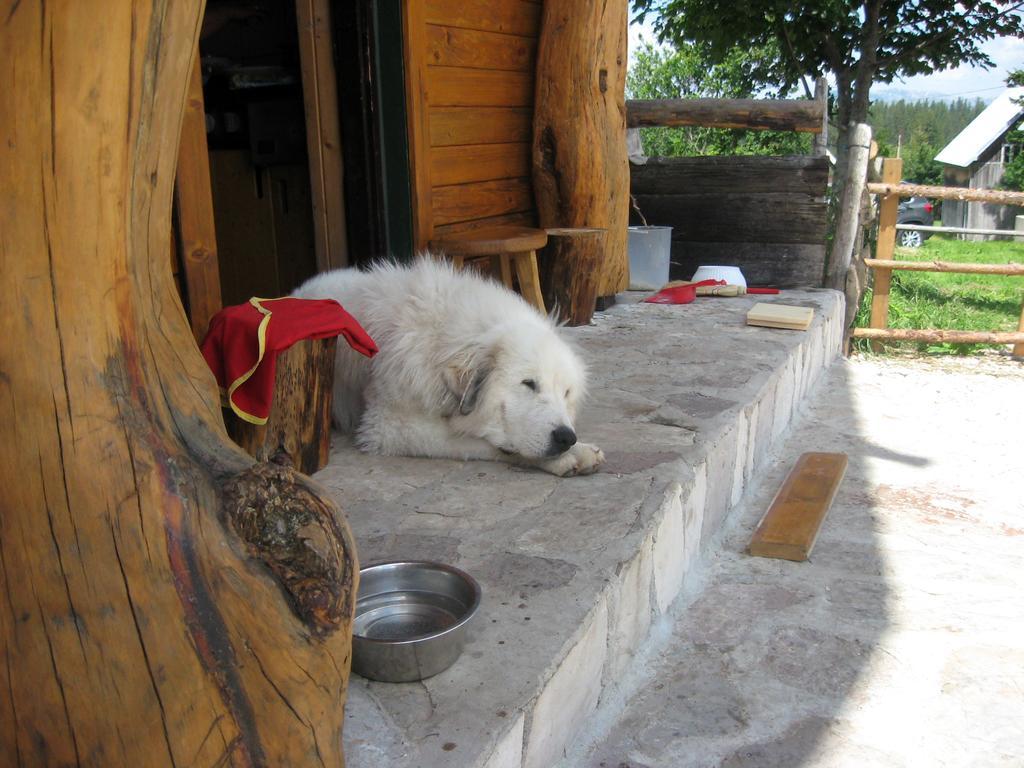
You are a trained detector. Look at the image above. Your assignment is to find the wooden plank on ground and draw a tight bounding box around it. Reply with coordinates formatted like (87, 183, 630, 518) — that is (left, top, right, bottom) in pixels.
(749, 452, 848, 562)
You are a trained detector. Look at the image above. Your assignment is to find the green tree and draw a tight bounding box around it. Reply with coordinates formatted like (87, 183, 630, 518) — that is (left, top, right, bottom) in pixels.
(999, 130, 1024, 191)
(902, 128, 944, 185)
(631, 0, 1024, 259)
(627, 41, 811, 156)
(1000, 70, 1024, 191)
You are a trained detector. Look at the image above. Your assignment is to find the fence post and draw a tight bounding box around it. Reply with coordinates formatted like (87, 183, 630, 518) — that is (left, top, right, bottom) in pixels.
(813, 77, 828, 157)
(1015, 302, 1024, 358)
(868, 157, 902, 350)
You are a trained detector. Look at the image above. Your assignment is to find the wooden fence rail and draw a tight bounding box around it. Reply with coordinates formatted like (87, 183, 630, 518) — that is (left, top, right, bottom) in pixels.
(626, 97, 824, 133)
(859, 157, 1024, 356)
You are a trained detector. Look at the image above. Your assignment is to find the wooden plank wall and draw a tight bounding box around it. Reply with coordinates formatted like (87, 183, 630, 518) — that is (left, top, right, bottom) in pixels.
(405, 0, 542, 247)
(630, 155, 830, 288)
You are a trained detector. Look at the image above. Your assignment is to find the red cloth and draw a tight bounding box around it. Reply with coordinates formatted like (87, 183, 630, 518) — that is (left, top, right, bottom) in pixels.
(643, 279, 723, 304)
(201, 297, 377, 425)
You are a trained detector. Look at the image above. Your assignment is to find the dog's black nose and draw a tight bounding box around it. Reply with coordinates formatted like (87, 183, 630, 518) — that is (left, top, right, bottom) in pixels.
(550, 426, 577, 454)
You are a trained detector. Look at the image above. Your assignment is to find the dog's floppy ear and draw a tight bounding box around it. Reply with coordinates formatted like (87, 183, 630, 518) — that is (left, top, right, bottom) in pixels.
(444, 345, 494, 416)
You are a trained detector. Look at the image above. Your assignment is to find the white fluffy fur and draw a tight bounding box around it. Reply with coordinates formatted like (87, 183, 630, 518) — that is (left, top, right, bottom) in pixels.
(293, 257, 605, 476)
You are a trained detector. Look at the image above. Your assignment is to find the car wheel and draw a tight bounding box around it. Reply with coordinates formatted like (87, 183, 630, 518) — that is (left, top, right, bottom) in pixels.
(898, 229, 923, 248)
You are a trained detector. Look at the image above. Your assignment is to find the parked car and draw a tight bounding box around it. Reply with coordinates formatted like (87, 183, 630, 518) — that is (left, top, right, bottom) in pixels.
(896, 196, 934, 247)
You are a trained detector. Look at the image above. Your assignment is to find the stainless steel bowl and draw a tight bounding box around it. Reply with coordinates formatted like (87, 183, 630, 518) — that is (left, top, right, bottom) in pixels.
(352, 561, 482, 682)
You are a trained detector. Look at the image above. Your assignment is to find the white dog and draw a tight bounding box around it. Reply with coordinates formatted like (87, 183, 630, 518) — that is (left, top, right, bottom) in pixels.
(293, 257, 605, 476)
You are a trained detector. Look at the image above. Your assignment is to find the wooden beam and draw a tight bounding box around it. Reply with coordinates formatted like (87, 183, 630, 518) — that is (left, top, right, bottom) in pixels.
(296, 0, 349, 271)
(748, 453, 848, 562)
(865, 258, 1024, 276)
(898, 223, 1024, 237)
(626, 97, 825, 133)
(852, 328, 1024, 344)
(867, 182, 1024, 206)
(174, 52, 223, 342)
(629, 155, 829, 196)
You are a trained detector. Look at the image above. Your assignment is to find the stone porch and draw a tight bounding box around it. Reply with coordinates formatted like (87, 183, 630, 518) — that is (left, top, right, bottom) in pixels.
(312, 289, 845, 768)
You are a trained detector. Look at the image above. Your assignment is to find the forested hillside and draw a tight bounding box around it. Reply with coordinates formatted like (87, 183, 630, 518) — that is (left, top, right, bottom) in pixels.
(868, 98, 986, 184)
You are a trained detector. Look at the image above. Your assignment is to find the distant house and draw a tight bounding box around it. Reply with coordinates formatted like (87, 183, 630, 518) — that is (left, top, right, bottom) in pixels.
(935, 87, 1024, 238)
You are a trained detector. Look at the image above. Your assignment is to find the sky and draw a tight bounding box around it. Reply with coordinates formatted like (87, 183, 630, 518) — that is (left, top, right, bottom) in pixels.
(628, 21, 1024, 104)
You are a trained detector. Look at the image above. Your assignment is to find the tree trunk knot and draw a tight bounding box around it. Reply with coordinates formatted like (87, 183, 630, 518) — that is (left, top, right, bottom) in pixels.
(222, 462, 354, 637)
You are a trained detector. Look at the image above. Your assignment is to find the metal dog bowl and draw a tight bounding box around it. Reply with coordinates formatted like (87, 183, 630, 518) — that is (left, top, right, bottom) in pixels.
(352, 561, 481, 682)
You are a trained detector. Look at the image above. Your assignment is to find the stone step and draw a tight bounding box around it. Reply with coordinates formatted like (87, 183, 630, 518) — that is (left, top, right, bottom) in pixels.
(565, 356, 1024, 768)
(313, 290, 845, 768)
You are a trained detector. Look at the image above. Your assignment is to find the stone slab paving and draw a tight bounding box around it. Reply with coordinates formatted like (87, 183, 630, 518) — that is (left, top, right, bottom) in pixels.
(569, 354, 1024, 768)
(313, 290, 845, 768)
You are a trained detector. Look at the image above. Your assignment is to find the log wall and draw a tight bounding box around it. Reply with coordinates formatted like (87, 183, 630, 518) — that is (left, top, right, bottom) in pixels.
(630, 155, 830, 288)
(405, 0, 543, 246)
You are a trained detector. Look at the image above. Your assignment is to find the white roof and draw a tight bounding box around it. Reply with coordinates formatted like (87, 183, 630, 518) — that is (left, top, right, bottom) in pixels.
(935, 88, 1024, 167)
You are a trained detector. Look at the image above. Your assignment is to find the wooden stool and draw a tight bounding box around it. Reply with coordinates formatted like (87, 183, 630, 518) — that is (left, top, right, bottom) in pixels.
(429, 226, 548, 313)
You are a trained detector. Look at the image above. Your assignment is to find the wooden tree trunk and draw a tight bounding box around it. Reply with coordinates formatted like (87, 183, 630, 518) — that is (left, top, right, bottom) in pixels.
(226, 338, 338, 475)
(533, 0, 630, 299)
(0, 3, 357, 766)
(538, 228, 607, 325)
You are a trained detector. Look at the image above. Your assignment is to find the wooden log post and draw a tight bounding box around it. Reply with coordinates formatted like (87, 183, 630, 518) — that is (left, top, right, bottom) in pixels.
(226, 338, 338, 475)
(868, 157, 903, 352)
(538, 228, 607, 325)
(1014, 301, 1024, 358)
(0, 3, 357, 766)
(533, 0, 630, 303)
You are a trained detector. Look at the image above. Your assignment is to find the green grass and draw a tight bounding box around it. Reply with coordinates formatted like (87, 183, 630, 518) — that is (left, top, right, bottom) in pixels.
(854, 228, 1024, 355)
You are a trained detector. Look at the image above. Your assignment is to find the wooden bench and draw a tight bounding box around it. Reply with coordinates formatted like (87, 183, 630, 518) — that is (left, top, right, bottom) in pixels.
(430, 225, 548, 314)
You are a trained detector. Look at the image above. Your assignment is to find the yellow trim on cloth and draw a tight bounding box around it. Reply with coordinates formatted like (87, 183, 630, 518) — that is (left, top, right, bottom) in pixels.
(223, 297, 275, 426)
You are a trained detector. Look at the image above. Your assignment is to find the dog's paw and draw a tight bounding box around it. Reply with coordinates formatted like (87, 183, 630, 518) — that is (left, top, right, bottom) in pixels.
(542, 442, 605, 477)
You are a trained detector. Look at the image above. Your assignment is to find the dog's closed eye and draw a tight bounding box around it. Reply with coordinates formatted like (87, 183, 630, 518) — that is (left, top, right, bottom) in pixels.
(522, 379, 537, 391)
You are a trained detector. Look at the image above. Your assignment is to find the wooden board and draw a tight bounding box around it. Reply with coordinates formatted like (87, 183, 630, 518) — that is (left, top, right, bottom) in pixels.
(748, 452, 848, 561)
(296, 0, 349, 271)
(666, 242, 826, 289)
(425, 0, 542, 36)
(747, 302, 815, 330)
(427, 67, 533, 108)
(173, 51, 222, 342)
(430, 142, 531, 186)
(431, 177, 534, 225)
(630, 192, 828, 245)
(431, 210, 536, 239)
(426, 24, 536, 71)
(430, 107, 533, 146)
(630, 156, 829, 197)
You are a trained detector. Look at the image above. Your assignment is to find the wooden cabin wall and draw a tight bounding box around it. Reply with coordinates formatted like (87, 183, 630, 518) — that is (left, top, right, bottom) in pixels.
(629, 155, 830, 288)
(942, 151, 1023, 240)
(404, 0, 543, 246)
